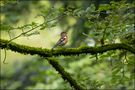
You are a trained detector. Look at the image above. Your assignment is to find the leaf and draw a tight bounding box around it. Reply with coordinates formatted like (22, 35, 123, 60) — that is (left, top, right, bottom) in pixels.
(0, 24, 13, 31)
(73, 8, 81, 16)
(85, 4, 95, 13)
(24, 31, 40, 37)
(40, 25, 46, 30)
(98, 4, 111, 11)
(31, 22, 37, 26)
(59, 7, 65, 13)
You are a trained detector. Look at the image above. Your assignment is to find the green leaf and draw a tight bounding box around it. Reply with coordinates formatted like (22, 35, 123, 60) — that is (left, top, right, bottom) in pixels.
(59, 7, 65, 13)
(98, 4, 111, 11)
(24, 31, 40, 37)
(40, 25, 46, 30)
(0, 24, 13, 31)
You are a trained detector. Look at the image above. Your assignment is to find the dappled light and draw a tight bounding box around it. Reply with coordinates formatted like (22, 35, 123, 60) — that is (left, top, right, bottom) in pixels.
(0, 0, 135, 89)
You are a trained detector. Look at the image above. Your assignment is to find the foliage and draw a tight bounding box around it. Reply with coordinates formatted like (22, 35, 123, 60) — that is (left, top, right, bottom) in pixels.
(0, 0, 135, 90)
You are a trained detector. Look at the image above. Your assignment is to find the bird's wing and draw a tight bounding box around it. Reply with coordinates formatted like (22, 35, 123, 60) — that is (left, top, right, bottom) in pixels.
(52, 38, 63, 50)
(52, 36, 67, 50)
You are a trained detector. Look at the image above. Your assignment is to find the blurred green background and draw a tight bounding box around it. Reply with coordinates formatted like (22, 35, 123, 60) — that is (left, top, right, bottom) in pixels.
(0, 0, 135, 89)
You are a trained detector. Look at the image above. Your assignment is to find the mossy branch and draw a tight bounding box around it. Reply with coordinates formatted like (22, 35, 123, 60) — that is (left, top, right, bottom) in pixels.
(46, 58, 84, 90)
(0, 39, 134, 89)
(0, 39, 135, 57)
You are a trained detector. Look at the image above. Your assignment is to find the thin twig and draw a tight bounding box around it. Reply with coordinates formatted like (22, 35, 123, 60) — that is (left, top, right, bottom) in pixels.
(8, 31, 12, 39)
(2, 14, 65, 64)
(122, 59, 125, 77)
(7, 24, 44, 44)
(36, 5, 54, 23)
(6, 14, 65, 44)
(3, 13, 65, 64)
(82, 32, 91, 38)
(3, 49, 8, 64)
(101, 27, 107, 46)
(95, 54, 98, 62)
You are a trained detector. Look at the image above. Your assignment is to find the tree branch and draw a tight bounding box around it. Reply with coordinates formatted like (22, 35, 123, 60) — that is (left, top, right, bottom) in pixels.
(0, 39, 135, 57)
(0, 39, 134, 89)
(5, 14, 65, 44)
(46, 58, 84, 90)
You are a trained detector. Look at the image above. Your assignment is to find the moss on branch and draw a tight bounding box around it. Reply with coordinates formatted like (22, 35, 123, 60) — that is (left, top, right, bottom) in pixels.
(0, 39, 134, 89)
(0, 39, 135, 57)
(47, 58, 84, 90)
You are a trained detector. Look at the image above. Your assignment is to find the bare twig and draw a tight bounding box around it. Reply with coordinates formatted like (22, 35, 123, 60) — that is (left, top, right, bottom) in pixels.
(3, 49, 8, 64)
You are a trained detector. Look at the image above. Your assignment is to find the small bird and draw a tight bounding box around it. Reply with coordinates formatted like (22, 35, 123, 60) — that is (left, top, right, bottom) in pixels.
(52, 32, 68, 50)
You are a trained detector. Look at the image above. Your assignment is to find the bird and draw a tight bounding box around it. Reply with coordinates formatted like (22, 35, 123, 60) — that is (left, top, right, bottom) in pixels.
(52, 32, 68, 50)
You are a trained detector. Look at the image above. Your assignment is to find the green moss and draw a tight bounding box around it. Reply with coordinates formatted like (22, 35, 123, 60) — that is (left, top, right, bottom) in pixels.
(0, 39, 134, 89)
(0, 39, 135, 58)
(47, 58, 84, 90)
